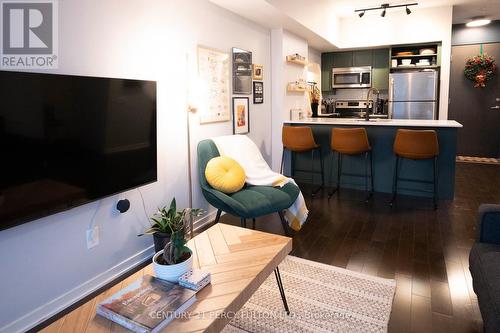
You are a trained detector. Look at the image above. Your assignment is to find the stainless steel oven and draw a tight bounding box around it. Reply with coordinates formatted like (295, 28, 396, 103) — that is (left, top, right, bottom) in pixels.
(331, 66, 372, 89)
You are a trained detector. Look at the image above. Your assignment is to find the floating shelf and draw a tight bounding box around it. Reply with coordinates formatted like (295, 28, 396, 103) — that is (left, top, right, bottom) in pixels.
(287, 83, 307, 92)
(391, 53, 437, 59)
(286, 55, 308, 66)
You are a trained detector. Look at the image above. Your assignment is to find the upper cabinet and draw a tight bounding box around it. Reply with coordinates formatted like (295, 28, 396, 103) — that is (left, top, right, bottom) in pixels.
(321, 48, 390, 92)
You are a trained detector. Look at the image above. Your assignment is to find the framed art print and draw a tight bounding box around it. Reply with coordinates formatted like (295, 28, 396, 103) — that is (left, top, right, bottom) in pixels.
(232, 97, 249, 134)
(232, 48, 252, 95)
(253, 81, 263, 104)
(252, 64, 263, 80)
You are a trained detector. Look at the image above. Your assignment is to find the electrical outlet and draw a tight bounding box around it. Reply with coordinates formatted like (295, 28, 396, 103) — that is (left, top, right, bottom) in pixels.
(86, 225, 100, 249)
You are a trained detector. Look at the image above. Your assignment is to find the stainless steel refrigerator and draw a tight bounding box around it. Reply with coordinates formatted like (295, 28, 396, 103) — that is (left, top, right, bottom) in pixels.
(388, 70, 439, 120)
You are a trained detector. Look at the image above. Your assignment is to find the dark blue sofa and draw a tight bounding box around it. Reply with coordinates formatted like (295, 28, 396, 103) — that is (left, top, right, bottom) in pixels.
(469, 204, 500, 332)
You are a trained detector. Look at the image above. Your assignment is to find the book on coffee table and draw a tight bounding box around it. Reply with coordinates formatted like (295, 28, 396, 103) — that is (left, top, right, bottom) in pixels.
(97, 274, 196, 333)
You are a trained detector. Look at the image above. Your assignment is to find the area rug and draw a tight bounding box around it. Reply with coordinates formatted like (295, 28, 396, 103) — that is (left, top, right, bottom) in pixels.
(457, 155, 500, 165)
(222, 255, 396, 333)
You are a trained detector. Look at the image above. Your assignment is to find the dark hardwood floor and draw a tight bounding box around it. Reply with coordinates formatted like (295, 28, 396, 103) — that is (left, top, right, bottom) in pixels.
(218, 162, 498, 333)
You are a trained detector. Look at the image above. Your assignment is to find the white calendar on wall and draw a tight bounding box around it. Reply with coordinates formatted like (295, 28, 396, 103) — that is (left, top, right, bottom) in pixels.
(197, 46, 230, 124)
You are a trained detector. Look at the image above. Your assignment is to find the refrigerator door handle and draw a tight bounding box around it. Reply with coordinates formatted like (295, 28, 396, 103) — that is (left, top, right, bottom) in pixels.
(388, 77, 394, 118)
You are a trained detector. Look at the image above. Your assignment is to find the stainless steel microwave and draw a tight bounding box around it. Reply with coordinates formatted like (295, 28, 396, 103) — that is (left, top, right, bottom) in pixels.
(331, 66, 372, 88)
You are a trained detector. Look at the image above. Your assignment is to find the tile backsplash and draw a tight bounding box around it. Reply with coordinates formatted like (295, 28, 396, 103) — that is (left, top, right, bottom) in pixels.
(323, 88, 388, 101)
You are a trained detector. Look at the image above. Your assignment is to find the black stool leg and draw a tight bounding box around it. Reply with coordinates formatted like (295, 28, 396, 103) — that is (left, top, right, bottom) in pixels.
(329, 152, 342, 198)
(240, 218, 246, 228)
(214, 209, 222, 224)
(274, 266, 290, 315)
(252, 218, 256, 230)
(365, 152, 374, 202)
(280, 148, 285, 175)
(319, 148, 325, 188)
(311, 148, 322, 197)
(390, 156, 399, 207)
(370, 151, 374, 195)
(433, 157, 438, 210)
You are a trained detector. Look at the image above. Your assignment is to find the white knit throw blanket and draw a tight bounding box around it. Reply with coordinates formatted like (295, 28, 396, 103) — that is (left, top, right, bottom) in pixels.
(212, 135, 308, 231)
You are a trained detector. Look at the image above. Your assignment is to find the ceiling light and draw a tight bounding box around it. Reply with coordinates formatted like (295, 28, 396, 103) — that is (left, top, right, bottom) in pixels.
(466, 17, 491, 27)
(355, 2, 418, 18)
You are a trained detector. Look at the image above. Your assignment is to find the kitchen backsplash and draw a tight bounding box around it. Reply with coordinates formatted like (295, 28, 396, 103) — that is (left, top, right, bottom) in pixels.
(323, 88, 388, 100)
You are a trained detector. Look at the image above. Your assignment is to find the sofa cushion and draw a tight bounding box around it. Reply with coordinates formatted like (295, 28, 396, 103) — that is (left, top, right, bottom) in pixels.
(469, 242, 500, 332)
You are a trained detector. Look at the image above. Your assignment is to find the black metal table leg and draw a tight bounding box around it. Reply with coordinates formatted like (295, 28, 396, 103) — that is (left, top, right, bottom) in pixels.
(274, 266, 290, 315)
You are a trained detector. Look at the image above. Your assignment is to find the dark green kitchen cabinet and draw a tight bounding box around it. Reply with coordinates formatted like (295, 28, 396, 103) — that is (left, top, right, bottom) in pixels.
(332, 52, 353, 68)
(371, 48, 390, 90)
(353, 50, 372, 67)
(321, 52, 334, 91)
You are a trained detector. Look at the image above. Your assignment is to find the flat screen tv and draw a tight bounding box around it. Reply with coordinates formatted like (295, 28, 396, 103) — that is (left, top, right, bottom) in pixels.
(0, 71, 157, 231)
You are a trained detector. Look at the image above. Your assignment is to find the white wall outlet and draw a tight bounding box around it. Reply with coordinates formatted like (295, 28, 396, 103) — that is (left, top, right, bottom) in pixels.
(86, 225, 100, 249)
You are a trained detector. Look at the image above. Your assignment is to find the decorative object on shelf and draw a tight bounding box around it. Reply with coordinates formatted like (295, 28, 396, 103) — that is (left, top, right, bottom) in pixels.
(419, 48, 436, 55)
(286, 54, 307, 66)
(139, 197, 202, 255)
(464, 47, 497, 88)
(253, 81, 263, 104)
(232, 97, 250, 134)
(287, 78, 307, 92)
(308, 82, 320, 118)
(197, 46, 231, 124)
(252, 64, 263, 80)
(232, 48, 252, 94)
(355, 2, 417, 17)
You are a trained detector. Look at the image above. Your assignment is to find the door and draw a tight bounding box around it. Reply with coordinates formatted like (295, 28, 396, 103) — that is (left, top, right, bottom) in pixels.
(448, 43, 500, 157)
(391, 101, 436, 119)
(390, 71, 438, 101)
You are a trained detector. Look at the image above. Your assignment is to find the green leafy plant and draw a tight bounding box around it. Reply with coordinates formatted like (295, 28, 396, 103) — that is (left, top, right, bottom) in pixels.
(140, 198, 203, 264)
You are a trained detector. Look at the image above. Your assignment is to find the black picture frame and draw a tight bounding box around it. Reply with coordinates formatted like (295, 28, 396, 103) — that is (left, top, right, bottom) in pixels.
(253, 81, 263, 104)
(232, 97, 250, 134)
(232, 48, 252, 95)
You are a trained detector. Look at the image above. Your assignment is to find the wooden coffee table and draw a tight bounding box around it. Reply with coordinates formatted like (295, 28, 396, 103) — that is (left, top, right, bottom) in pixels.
(41, 223, 292, 333)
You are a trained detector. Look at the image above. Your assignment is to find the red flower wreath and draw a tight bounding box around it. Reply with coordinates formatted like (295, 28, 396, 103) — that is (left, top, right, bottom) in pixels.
(464, 54, 497, 88)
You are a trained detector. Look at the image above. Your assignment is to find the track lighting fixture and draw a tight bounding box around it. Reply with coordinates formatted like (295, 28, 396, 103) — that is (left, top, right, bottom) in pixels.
(355, 2, 417, 18)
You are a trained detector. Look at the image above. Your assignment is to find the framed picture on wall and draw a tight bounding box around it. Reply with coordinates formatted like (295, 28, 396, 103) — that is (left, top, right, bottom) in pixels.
(253, 81, 263, 104)
(253, 64, 263, 80)
(232, 48, 252, 95)
(232, 97, 250, 134)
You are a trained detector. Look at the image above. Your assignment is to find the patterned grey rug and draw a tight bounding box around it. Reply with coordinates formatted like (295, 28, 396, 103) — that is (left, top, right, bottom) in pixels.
(222, 256, 396, 333)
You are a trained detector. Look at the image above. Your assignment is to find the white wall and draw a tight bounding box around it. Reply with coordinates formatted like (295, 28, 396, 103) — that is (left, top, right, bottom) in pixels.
(339, 6, 453, 119)
(0, 1, 271, 332)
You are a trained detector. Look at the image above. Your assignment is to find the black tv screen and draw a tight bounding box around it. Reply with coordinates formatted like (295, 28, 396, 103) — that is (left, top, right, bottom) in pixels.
(0, 71, 157, 230)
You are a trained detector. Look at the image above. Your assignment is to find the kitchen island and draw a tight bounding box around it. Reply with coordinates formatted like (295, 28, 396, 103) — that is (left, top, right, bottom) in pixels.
(283, 118, 463, 200)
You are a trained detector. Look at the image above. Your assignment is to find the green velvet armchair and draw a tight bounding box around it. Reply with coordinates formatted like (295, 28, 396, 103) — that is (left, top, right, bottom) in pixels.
(197, 139, 300, 235)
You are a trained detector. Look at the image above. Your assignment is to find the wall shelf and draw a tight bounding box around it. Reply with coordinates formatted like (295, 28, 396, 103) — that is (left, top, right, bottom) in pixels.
(391, 53, 437, 59)
(391, 65, 440, 70)
(286, 55, 308, 66)
(287, 83, 307, 92)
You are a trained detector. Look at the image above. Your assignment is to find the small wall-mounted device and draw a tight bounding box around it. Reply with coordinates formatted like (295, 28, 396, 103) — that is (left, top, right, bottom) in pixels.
(116, 199, 130, 213)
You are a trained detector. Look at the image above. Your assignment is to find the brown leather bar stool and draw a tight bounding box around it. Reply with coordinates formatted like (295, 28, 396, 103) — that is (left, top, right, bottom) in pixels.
(281, 126, 324, 196)
(391, 129, 439, 209)
(329, 128, 373, 201)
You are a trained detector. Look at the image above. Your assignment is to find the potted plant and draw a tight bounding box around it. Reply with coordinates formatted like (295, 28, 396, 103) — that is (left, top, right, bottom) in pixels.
(139, 198, 203, 252)
(147, 198, 203, 282)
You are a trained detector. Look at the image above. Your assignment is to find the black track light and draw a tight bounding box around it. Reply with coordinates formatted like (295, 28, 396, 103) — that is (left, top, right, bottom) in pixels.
(359, 11, 365, 18)
(406, 6, 411, 14)
(355, 2, 417, 18)
(381, 9, 386, 17)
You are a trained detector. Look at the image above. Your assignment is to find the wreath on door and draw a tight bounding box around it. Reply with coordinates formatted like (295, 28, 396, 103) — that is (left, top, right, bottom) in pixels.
(464, 50, 497, 88)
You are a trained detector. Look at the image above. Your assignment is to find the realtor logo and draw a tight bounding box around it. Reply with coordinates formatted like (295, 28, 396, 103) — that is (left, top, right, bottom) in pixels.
(1, 0, 58, 68)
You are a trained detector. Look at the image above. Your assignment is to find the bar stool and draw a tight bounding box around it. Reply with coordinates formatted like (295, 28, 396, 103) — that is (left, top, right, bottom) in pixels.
(329, 128, 373, 201)
(390, 129, 439, 209)
(281, 126, 324, 196)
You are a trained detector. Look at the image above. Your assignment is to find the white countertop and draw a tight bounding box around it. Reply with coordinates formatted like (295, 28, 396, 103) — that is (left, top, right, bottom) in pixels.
(284, 118, 463, 128)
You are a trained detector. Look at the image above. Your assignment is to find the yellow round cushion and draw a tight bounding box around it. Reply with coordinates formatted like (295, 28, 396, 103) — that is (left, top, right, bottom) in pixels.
(205, 157, 246, 194)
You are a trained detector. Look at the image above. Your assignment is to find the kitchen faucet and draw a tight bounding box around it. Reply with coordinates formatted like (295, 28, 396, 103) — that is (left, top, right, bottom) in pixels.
(365, 87, 380, 121)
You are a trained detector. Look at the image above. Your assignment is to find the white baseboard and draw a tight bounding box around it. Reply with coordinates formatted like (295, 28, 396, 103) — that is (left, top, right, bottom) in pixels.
(0, 246, 155, 333)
